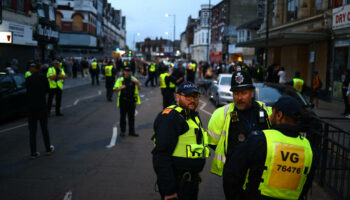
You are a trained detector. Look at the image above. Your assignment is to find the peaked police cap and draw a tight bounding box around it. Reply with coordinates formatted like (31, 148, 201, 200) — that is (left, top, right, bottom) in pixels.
(230, 70, 254, 92)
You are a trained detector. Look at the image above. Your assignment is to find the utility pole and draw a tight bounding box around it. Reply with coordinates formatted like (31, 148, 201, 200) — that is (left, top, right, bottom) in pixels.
(207, 0, 211, 64)
(264, 0, 270, 71)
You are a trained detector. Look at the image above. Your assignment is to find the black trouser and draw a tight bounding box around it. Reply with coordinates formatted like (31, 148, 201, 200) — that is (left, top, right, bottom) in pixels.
(28, 109, 51, 154)
(119, 99, 136, 134)
(105, 77, 115, 101)
(161, 89, 175, 108)
(342, 89, 349, 114)
(160, 172, 200, 200)
(91, 71, 99, 85)
(145, 72, 156, 87)
(47, 88, 62, 115)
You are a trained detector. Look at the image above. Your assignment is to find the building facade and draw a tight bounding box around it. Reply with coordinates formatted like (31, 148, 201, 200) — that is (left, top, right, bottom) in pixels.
(136, 37, 177, 61)
(210, 0, 227, 63)
(192, 4, 211, 63)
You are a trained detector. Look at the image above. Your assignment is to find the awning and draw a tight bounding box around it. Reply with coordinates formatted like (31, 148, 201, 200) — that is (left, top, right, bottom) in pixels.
(236, 32, 330, 48)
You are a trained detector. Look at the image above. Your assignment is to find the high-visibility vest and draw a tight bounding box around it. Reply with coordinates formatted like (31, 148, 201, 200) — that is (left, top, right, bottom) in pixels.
(123, 61, 127, 67)
(47, 67, 65, 90)
(149, 64, 156, 72)
(105, 65, 113, 77)
(154, 105, 210, 159)
(113, 76, 141, 107)
(207, 101, 272, 176)
(25, 71, 32, 78)
(293, 78, 304, 92)
(159, 72, 175, 89)
(192, 63, 197, 72)
(255, 129, 313, 199)
(91, 62, 98, 70)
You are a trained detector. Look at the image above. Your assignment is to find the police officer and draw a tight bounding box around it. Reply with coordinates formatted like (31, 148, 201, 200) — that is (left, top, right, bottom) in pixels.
(159, 66, 176, 108)
(207, 70, 271, 176)
(47, 60, 66, 116)
(145, 61, 156, 87)
(90, 58, 100, 86)
(104, 60, 117, 101)
(291, 71, 305, 93)
(113, 66, 141, 137)
(152, 82, 209, 200)
(223, 96, 315, 200)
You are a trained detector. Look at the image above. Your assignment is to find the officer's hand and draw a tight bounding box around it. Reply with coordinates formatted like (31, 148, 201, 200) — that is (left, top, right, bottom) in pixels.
(120, 85, 126, 90)
(164, 193, 178, 200)
(131, 78, 139, 84)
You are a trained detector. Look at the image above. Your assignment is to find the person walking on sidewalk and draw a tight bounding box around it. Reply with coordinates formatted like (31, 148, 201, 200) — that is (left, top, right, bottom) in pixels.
(47, 60, 66, 116)
(26, 62, 54, 159)
(113, 66, 141, 137)
(342, 70, 350, 115)
(311, 71, 321, 107)
(90, 58, 100, 86)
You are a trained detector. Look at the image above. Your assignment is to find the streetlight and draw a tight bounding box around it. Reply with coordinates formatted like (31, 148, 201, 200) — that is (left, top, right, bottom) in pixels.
(133, 32, 141, 51)
(165, 13, 176, 58)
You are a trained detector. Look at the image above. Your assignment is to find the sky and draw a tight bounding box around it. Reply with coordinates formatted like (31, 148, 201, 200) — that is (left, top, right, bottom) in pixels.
(110, 0, 222, 50)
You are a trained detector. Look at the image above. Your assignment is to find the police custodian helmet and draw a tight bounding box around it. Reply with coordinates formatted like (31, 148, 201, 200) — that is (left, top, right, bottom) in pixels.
(230, 70, 254, 92)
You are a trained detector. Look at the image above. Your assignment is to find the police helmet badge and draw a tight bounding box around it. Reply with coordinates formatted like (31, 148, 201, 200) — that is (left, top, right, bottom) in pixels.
(235, 72, 244, 84)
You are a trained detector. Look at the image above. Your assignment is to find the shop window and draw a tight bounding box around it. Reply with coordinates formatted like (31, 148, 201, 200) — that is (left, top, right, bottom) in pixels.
(72, 14, 83, 32)
(287, 0, 298, 22)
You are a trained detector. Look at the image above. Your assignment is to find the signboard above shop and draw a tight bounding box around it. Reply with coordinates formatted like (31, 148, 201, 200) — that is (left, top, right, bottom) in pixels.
(333, 4, 350, 30)
(0, 32, 12, 43)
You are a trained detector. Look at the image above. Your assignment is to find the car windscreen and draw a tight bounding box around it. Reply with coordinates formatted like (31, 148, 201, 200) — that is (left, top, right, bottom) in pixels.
(255, 86, 308, 107)
(219, 77, 231, 86)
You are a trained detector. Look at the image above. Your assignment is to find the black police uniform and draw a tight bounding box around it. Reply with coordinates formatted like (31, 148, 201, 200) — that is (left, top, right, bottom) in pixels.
(90, 62, 100, 86)
(223, 124, 317, 200)
(162, 74, 177, 108)
(119, 77, 137, 135)
(104, 65, 117, 101)
(152, 109, 205, 200)
(25, 71, 52, 155)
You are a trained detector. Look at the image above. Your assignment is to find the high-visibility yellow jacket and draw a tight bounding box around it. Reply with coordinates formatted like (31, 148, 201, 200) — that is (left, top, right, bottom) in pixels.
(47, 67, 65, 90)
(113, 76, 141, 107)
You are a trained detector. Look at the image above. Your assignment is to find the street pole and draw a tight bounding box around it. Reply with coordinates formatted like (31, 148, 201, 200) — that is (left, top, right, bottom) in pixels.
(173, 15, 176, 59)
(207, 0, 211, 64)
(265, 0, 270, 74)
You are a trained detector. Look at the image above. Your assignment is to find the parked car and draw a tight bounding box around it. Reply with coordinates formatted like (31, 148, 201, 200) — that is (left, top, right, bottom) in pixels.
(0, 73, 27, 123)
(209, 73, 311, 109)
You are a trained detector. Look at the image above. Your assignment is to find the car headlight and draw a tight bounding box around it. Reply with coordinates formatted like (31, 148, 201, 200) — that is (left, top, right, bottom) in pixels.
(220, 92, 232, 97)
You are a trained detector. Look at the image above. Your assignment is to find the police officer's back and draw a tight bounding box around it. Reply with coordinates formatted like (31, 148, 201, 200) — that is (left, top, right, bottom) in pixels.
(223, 96, 316, 200)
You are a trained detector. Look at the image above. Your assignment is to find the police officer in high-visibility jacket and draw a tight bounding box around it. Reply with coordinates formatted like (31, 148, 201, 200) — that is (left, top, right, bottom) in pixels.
(207, 70, 271, 176)
(90, 59, 100, 86)
(145, 61, 156, 87)
(159, 66, 176, 108)
(152, 82, 209, 200)
(223, 96, 316, 200)
(104, 60, 117, 101)
(292, 71, 305, 93)
(113, 66, 141, 137)
(47, 60, 66, 116)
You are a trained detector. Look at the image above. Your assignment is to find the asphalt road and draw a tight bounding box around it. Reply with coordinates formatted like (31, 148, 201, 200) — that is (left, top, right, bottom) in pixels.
(0, 82, 226, 200)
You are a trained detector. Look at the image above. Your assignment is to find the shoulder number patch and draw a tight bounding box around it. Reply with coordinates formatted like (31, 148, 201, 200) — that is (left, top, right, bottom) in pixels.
(162, 108, 172, 115)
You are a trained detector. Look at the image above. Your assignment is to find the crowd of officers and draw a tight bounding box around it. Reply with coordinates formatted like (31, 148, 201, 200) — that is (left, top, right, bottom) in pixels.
(152, 67, 316, 200)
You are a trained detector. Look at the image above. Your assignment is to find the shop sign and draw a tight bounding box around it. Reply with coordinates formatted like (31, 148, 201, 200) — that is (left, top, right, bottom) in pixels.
(0, 20, 37, 46)
(333, 4, 350, 30)
(37, 25, 59, 40)
(0, 31, 12, 43)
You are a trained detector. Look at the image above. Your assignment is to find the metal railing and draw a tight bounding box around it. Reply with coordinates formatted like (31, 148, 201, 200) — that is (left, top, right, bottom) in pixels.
(307, 116, 350, 200)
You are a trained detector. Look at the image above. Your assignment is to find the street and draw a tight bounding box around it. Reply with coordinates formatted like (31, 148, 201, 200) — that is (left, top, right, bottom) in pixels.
(0, 79, 227, 200)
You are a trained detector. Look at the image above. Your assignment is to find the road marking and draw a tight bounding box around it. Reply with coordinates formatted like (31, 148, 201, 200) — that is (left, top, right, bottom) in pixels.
(140, 94, 145, 98)
(0, 123, 27, 134)
(63, 191, 72, 200)
(106, 126, 118, 148)
(199, 100, 213, 116)
(73, 99, 79, 106)
(135, 110, 138, 116)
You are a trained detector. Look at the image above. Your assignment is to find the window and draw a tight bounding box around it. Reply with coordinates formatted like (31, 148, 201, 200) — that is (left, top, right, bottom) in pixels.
(202, 32, 205, 43)
(287, 0, 298, 22)
(17, 0, 24, 13)
(3, 0, 12, 9)
(49, 6, 55, 21)
(247, 30, 251, 41)
(72, 14, 83, 31)
(13, 75, 25, 89)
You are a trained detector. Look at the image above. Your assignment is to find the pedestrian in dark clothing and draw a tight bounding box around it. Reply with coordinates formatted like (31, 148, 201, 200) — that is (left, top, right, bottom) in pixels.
(223, 96, 316, 200)
(186, 61, 197, 83)
(72, 58, 78, 78)
(104, 61, 116, 101)
(130, 58, 136, 75)
(266, 64, 275, 82)
(172, 62, 185, 86)
(342, 70, 350, 115)
(80, 58, 89, 78)
(25, 62, 54, 159)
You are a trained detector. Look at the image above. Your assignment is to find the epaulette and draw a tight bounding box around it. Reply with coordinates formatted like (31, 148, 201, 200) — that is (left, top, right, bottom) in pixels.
(251, 130, 264, 136)
(162, 108, 173, 115)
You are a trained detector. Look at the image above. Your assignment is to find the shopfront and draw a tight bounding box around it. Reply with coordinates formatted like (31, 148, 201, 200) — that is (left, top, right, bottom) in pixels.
(332, 4, 350, 98)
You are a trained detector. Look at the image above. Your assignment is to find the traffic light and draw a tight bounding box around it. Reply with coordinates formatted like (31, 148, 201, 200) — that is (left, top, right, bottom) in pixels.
(128, 50, 132, 57)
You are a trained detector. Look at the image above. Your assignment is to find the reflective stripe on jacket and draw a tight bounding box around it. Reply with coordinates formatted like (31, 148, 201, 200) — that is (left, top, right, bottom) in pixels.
(208, 101, 272, 176)
(113, 76, 141, 107)
(258, 129, 313, 199)
(159, 72, 175, 89)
